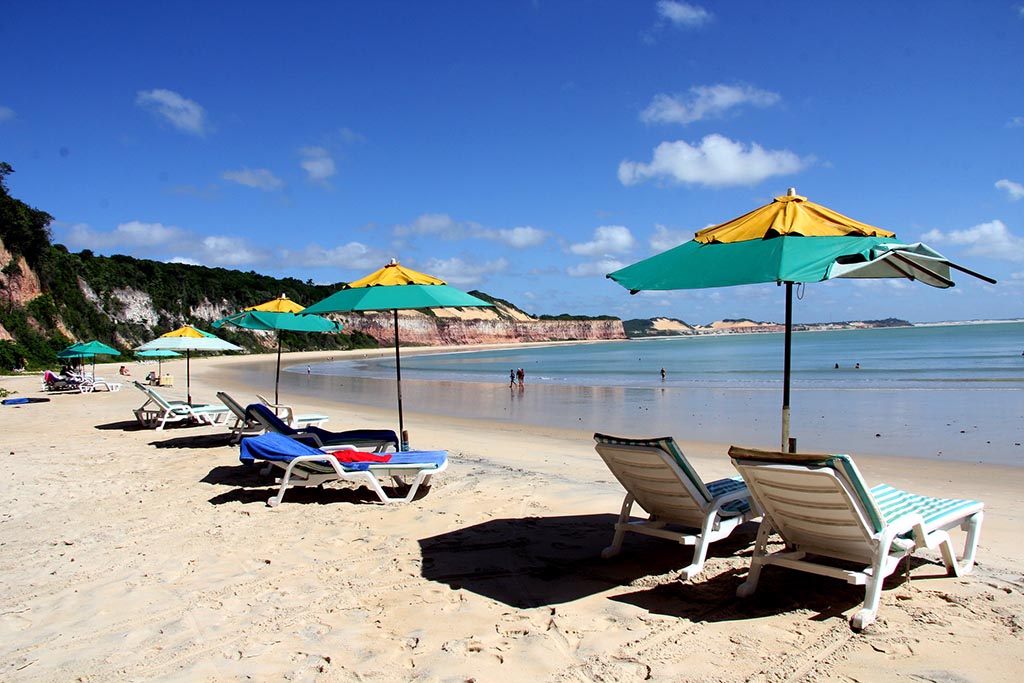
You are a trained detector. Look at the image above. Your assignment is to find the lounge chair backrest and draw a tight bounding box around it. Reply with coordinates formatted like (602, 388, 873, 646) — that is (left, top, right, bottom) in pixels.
(594, 433, 723, 532)
(595, 433, 714, 503)
(728, 446, 886, 534)
(247, 402, 297, 435)
(217, 391, 247, 420)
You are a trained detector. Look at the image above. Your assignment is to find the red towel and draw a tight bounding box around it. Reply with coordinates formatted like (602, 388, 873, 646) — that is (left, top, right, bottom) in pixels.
(328, 450, 392, 463)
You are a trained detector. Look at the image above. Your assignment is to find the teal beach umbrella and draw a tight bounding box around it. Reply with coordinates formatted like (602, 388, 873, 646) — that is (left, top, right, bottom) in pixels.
(57, 340, 120, 378)
(608, 190, 995, 451)
(304, 260, 493, 445)
(135, 348, 182, 376)
(213, 296, 342, 403)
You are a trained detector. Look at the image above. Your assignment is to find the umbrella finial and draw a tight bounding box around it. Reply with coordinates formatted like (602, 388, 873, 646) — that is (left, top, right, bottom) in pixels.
(787, 187, 797, 196)
(388, 258, 399, 267)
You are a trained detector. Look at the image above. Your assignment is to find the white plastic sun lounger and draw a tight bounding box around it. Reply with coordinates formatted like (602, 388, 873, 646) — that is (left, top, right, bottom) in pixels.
(729, 446, 984, 630)
(256, 393, 329, 429)
(216, 391, 266, 443)
(240, 432, 448, 506)
(132, 381, 230, 430)
(593, 433, 756, 580)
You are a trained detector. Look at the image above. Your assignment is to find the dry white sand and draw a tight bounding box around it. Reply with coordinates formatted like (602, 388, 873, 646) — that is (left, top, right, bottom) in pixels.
(2, 351, 1023, 682)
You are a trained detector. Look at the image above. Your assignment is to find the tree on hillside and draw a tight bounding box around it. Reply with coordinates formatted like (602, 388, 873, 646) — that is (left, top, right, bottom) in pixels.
(0, 163, 54, 268)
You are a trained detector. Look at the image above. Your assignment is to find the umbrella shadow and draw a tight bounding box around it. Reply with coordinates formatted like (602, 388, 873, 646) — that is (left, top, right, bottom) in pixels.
(150, 432, 237, 449)
(204, 464, 397, 506)
(418, 514, 758, 609)
(94, 420, 151, 432)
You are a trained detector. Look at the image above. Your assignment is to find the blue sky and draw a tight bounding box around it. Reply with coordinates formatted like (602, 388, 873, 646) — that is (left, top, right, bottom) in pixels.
(2, 1, 1022, 324)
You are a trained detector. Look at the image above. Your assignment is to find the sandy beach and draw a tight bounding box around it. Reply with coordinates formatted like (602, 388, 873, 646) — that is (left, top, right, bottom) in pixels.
(2, 349, 1023, 682)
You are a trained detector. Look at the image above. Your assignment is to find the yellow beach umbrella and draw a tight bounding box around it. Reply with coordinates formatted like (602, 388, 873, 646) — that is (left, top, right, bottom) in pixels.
(245, 294, 305, 314)
(694, 191, 895, 244)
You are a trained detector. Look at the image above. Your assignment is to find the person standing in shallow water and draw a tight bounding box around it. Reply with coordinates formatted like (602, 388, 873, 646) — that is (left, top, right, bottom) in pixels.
(516, 367, 525, 387)
(660, 367, 666, 380)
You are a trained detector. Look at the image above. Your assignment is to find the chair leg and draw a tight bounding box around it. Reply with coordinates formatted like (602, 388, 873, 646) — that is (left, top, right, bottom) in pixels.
(943, 510, 984, 576)
(736, 519, 772, 598)
(602, 494, 635, 559)
(679, 513, 719, 580)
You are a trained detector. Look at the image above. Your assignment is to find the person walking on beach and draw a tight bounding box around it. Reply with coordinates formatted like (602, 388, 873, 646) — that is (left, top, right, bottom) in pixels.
(510, 369, 516, 388)
(516, 367, 525, 387)
(660, 367, 666, 380)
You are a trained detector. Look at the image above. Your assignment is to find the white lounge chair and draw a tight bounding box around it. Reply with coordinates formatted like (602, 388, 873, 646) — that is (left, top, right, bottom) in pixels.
(256, 393, 329, 428)
(240, 432, 448, 506)
(593, 433, 756, 580)
(132, 381, 230, 430)
(216, 391, 266, 443)
(728, 446, 984, 630)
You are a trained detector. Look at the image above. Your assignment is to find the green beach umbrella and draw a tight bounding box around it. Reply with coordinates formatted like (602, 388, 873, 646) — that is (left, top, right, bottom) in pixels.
(608, 189, 995, 451)
(57, 340, 120, 378)
(136, 325, 242, 404)
(303, 259, 493, 446)
(213, 295, 343, 403)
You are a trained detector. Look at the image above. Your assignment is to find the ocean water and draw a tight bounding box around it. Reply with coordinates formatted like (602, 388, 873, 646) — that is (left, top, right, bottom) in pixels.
(287, 322, 1024, 465)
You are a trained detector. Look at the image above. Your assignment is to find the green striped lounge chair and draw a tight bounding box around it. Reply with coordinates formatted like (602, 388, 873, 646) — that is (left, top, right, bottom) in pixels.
(728, 446, 984, 630)
(593, 433, 756, 580)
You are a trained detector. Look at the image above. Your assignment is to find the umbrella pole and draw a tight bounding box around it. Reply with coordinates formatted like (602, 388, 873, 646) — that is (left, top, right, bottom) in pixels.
(781, 282, 793, 452)
(275, 331, 283, 404)
(187, 350, 192, 405)
(393, 309, 406, 449)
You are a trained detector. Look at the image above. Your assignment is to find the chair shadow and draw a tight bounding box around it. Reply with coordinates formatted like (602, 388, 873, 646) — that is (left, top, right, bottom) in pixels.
(204, 464, 392, 506)
(612, 554, 941, 624)
(418, 515, 758, 610)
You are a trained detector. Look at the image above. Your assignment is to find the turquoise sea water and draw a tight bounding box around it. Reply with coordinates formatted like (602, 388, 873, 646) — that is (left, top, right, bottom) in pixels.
(288, 322, 1024, 465)
(321, 322, 1024, 392)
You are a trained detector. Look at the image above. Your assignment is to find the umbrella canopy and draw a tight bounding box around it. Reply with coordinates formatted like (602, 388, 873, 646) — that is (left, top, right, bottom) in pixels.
(213, 298, 342, 403)
(608, 190, 995, 451)
(135, 348, 182, 376)
(136, 325, 242, 404)
(246, 293, 305, 314)
(303, 259, 493, 447)
(57, 340, 120, 378)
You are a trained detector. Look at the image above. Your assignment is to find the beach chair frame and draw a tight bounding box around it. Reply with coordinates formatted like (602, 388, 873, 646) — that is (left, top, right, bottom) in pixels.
(729, 446, 984, 630)
(132, 381, 230, 430)
(594, 433, 756, 580)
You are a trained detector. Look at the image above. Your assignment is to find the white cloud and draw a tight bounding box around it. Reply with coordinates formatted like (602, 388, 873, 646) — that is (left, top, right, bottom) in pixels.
(420, 256, 508, 286)
(650, 224, 691, 252)
(0, 105, 14, 123)
(568, 257, 627, 277)
(197, 236, 269, 266)
(1009, 116, 1024, 128)
(167, 256, 202, 266)
(221, 167, 284, 191)
(922, 219, 1024, 262)
(299, 146, 336, 184)
(135, 89, 208, 135)
(64, 220, 188, 250)
(656, 1, 711, 27)
(619, 134, 810, 188)
(282, 242, 383, 270)
(494, 226, 547, 248)
(995, 179, 1024, 201)
(569, 225, 636, 256)
(641, 85, 780, 125)
(394, 213, 472, 240)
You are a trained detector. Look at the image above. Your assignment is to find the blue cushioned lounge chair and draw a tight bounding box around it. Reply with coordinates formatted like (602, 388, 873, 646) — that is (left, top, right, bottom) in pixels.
(246, 403, 398, 452)
(729, 446, 984, 630)
(240, 431, 448, 506)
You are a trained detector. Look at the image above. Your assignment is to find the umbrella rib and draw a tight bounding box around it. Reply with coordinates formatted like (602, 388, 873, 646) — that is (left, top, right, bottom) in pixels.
(888, 252, 955, 287)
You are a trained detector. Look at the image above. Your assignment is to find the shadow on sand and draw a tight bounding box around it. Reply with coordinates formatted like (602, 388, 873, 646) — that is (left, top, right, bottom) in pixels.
(202, 463, 396, 507)
(418, 514, 760, 610)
